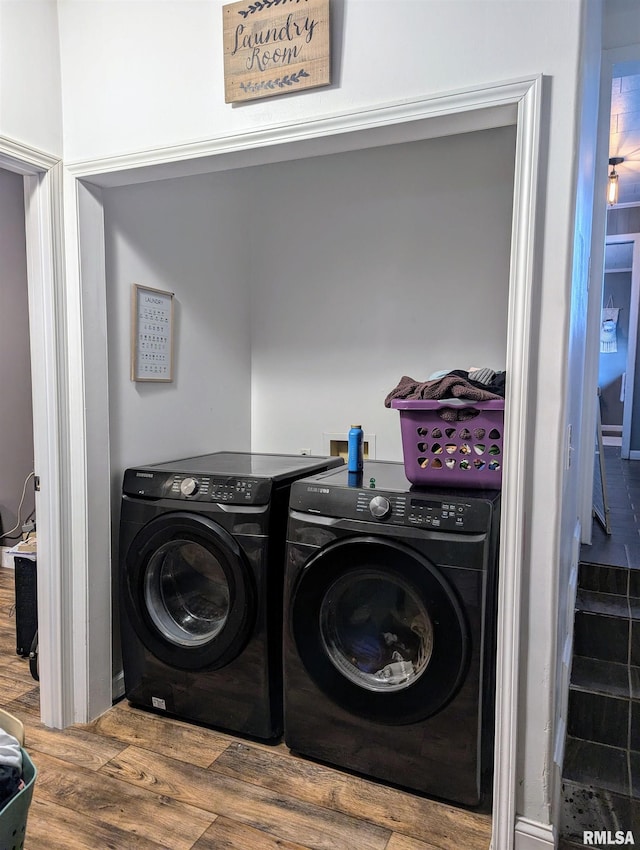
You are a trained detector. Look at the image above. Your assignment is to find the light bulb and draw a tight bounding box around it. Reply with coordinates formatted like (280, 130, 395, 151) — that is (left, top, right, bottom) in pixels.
(608, 170, 619, 205)
(608, 157, 624, 206)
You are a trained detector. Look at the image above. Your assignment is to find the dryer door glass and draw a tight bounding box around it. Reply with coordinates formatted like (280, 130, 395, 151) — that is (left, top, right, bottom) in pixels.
(320, 570, 433, 692)
(144, 540, 230, 647)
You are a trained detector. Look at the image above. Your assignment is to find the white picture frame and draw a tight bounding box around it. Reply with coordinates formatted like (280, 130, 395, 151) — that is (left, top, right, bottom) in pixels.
(131, 284, 175, 382)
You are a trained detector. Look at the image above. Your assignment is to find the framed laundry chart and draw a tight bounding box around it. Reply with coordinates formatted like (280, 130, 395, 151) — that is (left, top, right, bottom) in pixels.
(131, 284, 175, 382)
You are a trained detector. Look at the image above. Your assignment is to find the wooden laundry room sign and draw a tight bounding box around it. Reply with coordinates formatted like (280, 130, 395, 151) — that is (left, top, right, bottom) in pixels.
(222, 0, 330, 103)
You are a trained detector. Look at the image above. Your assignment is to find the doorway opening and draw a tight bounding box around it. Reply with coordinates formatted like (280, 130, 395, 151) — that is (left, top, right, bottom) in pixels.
(0, 168, 37, 680)
(598, 235, 640, 459)
(0, 139, 65, 729)
(67, 78, 541, 850)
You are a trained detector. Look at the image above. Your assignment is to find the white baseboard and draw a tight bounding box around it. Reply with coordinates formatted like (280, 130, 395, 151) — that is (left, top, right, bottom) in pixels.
(514, 817, 556, 850)
(630, 450, 640, 461)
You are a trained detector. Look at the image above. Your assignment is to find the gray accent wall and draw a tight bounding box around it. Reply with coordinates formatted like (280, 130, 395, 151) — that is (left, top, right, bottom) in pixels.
(0, 168, 34, 540)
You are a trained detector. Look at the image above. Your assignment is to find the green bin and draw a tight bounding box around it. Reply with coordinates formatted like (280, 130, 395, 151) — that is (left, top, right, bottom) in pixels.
(0, 710, 37, 850)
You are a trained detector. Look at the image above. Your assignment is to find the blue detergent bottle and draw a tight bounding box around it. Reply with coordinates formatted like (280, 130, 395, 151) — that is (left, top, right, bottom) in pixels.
(348, 425, 364, 473)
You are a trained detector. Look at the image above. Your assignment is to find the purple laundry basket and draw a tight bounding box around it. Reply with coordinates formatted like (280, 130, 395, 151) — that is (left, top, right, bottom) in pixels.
(390, 398, 504, 489)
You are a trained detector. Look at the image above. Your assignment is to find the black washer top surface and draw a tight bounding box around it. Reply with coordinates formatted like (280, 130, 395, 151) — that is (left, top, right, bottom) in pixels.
(134, 451, 342, 482)
(324, 460, 411, 492)
(306, 460, 500, 502)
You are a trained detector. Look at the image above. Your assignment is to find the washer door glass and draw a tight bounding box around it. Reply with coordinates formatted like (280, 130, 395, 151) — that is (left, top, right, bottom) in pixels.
(290, 536, 469, 724)
(320, 570, 433, 692)
(144, 539, 231, 647)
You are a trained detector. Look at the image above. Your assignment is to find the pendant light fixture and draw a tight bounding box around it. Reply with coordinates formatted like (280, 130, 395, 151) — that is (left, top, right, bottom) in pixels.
(608, 157, 624, 205)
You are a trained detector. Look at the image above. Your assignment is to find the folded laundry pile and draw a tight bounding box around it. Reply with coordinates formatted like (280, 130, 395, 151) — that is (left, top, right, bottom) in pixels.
(384, 368, 506, 408)
(0, 726, 24, 812)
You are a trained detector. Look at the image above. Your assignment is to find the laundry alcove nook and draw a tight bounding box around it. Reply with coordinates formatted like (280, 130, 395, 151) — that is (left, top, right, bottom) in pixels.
(102, 125, 516, 479)
(100, 123, 516, 723)
(64, 78, 541, 848)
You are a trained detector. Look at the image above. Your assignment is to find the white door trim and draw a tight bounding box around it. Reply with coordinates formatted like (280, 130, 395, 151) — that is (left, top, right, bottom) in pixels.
(66, 76, 530, 186)
(63, 174, 114, 722)
(64, 76, 541, 847)
(491, 75, 541, 850)
(0, 138, 69, 728)
(514, 817, 556, 850)
(0, 135, 58, 174)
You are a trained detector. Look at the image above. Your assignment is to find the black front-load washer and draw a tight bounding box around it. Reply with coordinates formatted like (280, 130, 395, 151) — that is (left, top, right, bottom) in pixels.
(283, 460, 500, 805)
(119, 451, 343, 739)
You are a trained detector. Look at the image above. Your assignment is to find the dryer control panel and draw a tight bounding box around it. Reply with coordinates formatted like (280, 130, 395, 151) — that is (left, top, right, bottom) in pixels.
(290, 483, 494, 533)
(406, 496, 473, 530)
(122, 468, 272, 505)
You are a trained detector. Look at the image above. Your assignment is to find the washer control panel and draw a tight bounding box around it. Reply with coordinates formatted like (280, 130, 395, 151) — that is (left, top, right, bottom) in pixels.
(123, 468, 271, 505)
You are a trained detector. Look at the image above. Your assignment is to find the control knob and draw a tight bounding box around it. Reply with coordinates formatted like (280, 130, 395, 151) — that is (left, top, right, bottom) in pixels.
(180, 477, 199, 497)
(369, 495, 391, 519)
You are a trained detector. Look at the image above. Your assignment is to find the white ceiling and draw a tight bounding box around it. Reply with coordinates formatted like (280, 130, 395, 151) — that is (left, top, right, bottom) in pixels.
(610, 66, 640, 205)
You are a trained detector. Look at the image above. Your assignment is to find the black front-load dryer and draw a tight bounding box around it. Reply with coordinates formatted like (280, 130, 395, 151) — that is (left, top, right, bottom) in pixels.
(119, 451, 343, 740)
(283, 460, 500, 806)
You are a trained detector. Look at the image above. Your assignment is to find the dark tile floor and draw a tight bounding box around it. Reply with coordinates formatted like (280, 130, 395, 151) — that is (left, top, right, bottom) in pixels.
(584, 445, 640, 570)
(560, 446, 640, 844)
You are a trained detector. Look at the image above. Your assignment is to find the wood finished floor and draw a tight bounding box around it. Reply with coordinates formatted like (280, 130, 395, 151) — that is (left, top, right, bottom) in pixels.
(0, 567, 492, 850)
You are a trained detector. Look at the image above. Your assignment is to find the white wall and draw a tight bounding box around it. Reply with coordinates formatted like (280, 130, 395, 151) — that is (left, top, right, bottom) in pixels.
(53, 0, 589, 832)
(249, 128, 514, 458)
(103, 171, 253, 485)
(0, 0, 62, 155)
(0, 168, 34, 537)
(58, 0, 579, 167)
(103, 128, 514, 470)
